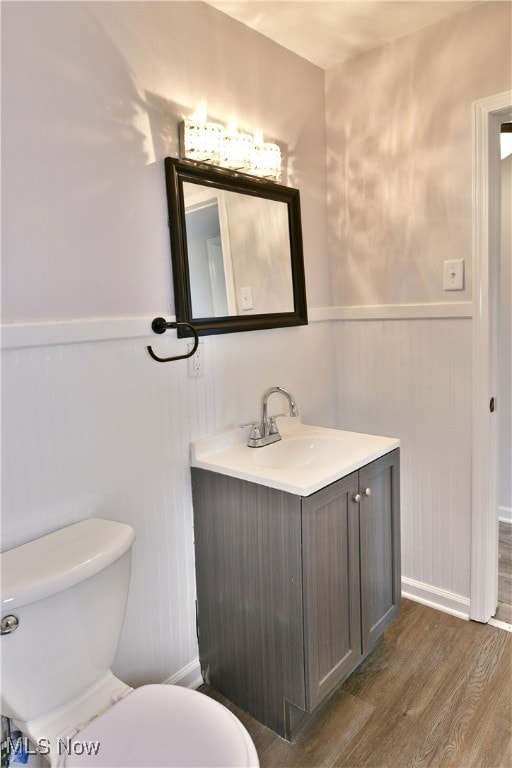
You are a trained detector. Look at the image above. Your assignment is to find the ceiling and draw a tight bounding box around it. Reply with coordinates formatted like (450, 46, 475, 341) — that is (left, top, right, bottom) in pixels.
(205, 1, 482, 69)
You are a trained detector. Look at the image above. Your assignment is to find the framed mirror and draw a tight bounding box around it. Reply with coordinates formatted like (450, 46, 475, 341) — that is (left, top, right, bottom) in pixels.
(164, 157, 308, 336)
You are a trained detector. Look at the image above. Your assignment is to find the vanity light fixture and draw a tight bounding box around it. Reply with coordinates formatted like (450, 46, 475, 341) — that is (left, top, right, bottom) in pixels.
(179, 109, 282, 181)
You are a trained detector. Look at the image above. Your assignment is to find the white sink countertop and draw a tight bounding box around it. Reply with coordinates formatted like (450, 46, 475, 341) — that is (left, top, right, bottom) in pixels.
(190, 418, 399, 496)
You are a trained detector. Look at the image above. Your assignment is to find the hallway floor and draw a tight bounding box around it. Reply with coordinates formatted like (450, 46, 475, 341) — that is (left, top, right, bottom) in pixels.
(495, 521, 512, 625)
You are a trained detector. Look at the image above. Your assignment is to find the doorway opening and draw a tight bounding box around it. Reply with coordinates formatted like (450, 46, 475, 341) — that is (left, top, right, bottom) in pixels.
(471, 92, 512, 627)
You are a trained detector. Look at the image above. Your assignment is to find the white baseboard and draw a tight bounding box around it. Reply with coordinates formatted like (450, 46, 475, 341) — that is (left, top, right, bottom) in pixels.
(499, 507, 512, 524)
(402, 576, 470, 621)
(162, 658, 203, 690)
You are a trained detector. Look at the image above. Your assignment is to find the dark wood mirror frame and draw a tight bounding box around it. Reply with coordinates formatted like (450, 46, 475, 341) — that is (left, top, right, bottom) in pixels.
(164, 157, 308, 336)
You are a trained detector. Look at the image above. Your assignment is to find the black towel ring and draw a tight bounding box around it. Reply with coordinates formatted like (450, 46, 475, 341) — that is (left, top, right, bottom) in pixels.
(147, 317, 199, 363)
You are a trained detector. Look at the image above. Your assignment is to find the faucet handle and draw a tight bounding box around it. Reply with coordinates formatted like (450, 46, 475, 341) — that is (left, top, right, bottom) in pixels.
(241, 421, 262, 440)
(268, 414, 286, 434)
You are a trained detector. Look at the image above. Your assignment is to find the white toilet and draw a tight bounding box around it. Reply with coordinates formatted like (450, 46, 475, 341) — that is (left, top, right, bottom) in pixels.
(0, 518, 259, 768)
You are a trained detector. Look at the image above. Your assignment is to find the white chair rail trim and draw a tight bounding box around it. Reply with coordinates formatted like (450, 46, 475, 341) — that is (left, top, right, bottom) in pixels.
(2, 302, 473, 350)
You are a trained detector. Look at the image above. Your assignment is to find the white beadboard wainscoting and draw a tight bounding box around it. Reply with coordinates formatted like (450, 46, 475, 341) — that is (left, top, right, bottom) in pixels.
(1, 317, 335, 687)
(1, 305, 475, 692)
(1, 335, 200, 687)
(332, 314, 473, 618)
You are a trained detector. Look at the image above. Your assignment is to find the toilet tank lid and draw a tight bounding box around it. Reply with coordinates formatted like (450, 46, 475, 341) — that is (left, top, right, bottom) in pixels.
(1, 518, 135, 610)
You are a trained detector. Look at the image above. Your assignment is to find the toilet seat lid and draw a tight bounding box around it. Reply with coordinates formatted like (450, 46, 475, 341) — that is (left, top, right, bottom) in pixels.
(62, 684, 259, 768)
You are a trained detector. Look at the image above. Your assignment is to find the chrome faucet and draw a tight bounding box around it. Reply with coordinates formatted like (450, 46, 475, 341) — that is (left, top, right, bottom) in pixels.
(242, 386, 299, 447)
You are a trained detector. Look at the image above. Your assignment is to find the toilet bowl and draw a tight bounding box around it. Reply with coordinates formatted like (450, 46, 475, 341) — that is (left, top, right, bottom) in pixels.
(62, 685, 258, 768)
(0, 519, 259, 768)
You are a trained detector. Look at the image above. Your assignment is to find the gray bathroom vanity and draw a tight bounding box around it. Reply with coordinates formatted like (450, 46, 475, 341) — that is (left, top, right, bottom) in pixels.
(191, 422, 400, 739)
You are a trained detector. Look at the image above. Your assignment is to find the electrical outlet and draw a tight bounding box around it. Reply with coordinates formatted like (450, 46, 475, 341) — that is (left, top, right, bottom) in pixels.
(443, 259, 464, 291)
(188, 342, 204, 378)
(240, 286, 253, 310)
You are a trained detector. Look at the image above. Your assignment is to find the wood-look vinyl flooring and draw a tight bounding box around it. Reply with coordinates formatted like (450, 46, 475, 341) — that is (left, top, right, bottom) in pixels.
(495, 521, 512, 625)
(201, 599, 512, 768)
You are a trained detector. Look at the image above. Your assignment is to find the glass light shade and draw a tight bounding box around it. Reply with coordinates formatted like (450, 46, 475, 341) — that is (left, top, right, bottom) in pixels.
(251, 142, 282, 181)
(221, 132, 255, 171)
(182, 119, 224, 164)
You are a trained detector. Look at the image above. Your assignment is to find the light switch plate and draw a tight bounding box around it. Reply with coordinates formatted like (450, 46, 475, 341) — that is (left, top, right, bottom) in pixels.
(443, 259, 464, 291)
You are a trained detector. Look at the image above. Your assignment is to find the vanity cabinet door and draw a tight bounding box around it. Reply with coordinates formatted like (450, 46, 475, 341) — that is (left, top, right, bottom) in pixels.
(359, 449, 401, 652)
(302, 471, 362, 712)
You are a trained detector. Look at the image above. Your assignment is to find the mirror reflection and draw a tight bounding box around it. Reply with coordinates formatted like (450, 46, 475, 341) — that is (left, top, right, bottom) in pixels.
(183, 182, 294, 318)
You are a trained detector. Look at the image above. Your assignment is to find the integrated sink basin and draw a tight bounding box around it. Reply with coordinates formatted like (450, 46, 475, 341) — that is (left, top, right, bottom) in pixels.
(191, 419, 399, 496)
(248, 435, 351, 471)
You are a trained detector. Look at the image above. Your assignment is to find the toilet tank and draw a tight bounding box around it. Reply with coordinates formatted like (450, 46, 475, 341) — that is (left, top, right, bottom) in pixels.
(0, 518, 135, 723)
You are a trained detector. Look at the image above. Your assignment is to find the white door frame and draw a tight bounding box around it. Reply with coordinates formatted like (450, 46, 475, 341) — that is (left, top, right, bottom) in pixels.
(471, 90, 512, 622)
